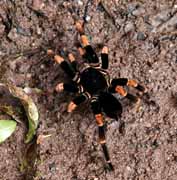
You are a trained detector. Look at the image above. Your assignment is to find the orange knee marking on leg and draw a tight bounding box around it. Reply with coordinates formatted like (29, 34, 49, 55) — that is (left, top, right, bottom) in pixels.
(54, 55, 64, 64)
(99, 139, 106, 144)
(95, 114, 104, 126)
(47, 49, 54, 56)
(102, 46, 108, 54)
(67, 102, 77, 113)
(115, 86, 127, 96)
(81, 35, 89, 47)
(127, 79, 138, 87)
(75, 21, 84, 34)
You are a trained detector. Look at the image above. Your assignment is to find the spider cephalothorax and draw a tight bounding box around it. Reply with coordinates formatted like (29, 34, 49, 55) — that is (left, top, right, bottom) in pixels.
(49, 22, 147, 170)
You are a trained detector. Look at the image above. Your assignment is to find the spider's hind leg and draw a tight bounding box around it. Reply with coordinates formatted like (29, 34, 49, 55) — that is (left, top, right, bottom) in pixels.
(127, 79, 147, 93)
(91, 98, 114, 171)
(109, 78, 140, 103)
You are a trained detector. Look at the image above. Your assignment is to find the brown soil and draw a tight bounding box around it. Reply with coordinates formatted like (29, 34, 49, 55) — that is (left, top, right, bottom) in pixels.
(0, 0, 177, 180)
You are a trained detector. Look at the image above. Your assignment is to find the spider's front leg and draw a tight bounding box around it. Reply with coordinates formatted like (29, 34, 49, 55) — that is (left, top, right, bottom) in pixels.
(54, 53, 83, 93)
(91, 98, 114, 171)
(75, 22, 100, 67)
(55, 81, 83, 93)
(54, 53, 80, 83)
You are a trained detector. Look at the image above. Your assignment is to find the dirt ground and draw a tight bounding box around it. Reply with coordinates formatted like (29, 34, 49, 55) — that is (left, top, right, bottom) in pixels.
(0, 0, 177, 180)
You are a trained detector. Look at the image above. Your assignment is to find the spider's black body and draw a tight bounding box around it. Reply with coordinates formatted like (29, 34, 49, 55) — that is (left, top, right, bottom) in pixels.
(80, 67, 108, 95)
(80, 67, 123, 120)
(52, 23, 147, 171)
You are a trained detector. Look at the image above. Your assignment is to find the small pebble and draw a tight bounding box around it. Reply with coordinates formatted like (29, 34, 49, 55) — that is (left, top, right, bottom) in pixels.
(24, 87, 33, 94)
(16, 27, 31, 36)
(132, 7, 145, 16)
(77, 0, 83, 6)
(127, 4, 137, 14)
(49, 162, 56, 173)
(126, 166, 131, 171)
(36, 27, 42, 35)
(85, 15, 91, 22)
(124, 22, 134, 33)
(137, 32, 146, 41)
(33, 0, 45, 10)
(0, 24, 5, 37)
(26, 73, 32, 79)
(40, 64, 45, 69)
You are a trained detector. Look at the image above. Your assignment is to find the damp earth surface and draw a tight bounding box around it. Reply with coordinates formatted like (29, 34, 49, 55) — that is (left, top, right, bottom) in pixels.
(0, 0, 177, 180)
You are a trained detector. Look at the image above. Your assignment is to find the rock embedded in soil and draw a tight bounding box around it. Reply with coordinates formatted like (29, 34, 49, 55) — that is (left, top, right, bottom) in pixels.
(32, 0, 45, 10)
(0, 24, 5, 37)
(0, 0, 177, 180)
(137, 32, 147, 41)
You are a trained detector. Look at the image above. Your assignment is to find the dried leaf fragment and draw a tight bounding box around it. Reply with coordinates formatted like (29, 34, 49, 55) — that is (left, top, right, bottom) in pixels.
(7, 84, 39, 143)
(37, 134, 52, 144)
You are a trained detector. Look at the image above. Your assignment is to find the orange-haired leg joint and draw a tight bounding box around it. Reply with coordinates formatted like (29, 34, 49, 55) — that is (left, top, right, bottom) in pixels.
(67, 101, 77, 112)
(127, 79, 147, 93)
(54, 55, 64, 64)
(95, 114, 104, 126)
(127, 79, 138, 87)
(95, 114, 106, 144)
(81, 35, 89, 47)
(102, 46, 108, 54)
(115, 86, 127, 97)
(75, 21, 84, 34)
(78, 47, 86, 56)
(47, 49, 55, 56)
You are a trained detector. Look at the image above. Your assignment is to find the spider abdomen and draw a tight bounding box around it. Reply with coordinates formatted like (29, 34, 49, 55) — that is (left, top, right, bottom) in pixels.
(80, 67, 107, 95)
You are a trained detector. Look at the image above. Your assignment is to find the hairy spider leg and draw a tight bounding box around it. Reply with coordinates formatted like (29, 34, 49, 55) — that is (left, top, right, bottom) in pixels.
(68, 53, 78, 72)
(91, 97, 114, 171)
(111, 78, 147, 93)
(55, 53, 83, 93)
(75, 22, 100, 67)
(126, 79, 147, 93)
(55, 81, 83, 93)
(81, 35, 100, 67)
(101, 46, 109, 69)
(109, 78, 140, 102)
(54, 55, 80, 83)
(67, 92, 90, 112)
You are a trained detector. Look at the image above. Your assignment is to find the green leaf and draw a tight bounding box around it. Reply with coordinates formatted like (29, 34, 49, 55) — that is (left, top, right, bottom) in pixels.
(7, 84, 39, 143)
(0, 120, 17, 144)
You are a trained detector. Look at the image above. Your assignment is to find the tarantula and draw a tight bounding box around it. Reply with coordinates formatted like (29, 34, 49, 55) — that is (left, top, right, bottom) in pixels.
(49, 22, 147, 170)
